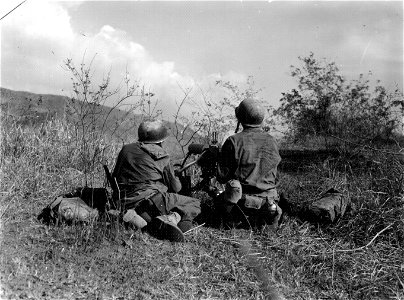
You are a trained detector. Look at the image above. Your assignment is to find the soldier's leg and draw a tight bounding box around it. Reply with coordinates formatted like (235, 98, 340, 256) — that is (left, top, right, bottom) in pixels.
(161, 192, 201, 233)
(135, 197, 163, 222)
(134, 192, 184, 242)
(217, 180, 244, 228)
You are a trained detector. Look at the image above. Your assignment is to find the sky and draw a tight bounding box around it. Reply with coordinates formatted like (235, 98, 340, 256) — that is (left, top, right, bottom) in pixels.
(1, 0, 403, 120)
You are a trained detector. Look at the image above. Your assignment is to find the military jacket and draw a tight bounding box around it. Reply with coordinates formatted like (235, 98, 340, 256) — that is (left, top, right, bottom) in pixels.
(218, 127, 281, 194)
(112, 142, 181, 194)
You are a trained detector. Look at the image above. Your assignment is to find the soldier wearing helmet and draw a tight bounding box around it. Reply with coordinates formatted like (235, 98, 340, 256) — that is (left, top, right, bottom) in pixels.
(112, 119, 201, 242)
(216, 99, 282, 229)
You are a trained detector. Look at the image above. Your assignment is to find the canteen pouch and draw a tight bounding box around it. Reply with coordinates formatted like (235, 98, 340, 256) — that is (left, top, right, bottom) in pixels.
(244, 195, 264, 210)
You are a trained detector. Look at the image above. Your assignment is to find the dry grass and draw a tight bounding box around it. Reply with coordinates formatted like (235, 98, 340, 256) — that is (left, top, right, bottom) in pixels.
(1, 116, 403, 299)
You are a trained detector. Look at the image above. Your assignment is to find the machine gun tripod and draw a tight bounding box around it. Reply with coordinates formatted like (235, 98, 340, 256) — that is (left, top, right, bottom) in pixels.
(175, 132, 223, 197)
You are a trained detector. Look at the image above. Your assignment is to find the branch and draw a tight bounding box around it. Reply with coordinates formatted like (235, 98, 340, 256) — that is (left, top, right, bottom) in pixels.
(335, 223, 393, 253)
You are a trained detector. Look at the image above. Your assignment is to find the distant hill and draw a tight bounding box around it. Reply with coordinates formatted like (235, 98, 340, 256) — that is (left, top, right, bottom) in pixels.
(1, 87, 67, 121)
(0, 87, 200, 157)
(0, 87, 139, 140)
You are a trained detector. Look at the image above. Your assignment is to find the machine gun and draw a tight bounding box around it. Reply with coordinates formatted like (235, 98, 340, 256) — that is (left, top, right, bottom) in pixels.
(175, 132, 222, 197)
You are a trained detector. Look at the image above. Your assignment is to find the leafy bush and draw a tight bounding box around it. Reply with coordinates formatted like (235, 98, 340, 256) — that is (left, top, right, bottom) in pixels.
(275, 53, 404, 146)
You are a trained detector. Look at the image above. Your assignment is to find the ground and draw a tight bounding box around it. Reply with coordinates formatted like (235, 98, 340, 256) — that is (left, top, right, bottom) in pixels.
(1, 163, 403, 299)
(0, 118, 403, 299)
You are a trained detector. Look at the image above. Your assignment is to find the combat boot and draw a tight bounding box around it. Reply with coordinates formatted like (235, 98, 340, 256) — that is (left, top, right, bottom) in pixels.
(147, 212, 185, 242)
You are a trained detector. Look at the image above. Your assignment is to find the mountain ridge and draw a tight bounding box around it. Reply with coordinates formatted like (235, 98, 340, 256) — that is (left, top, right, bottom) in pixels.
(0, 87, 201, 157)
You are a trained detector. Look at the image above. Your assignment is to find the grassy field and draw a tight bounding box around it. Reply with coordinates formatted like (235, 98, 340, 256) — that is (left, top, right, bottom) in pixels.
(1, 116, 403, 300)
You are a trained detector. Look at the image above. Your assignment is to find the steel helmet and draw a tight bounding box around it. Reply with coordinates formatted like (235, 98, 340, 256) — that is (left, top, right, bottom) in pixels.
(235, 99, 265, 126)
(138, 120, 169, 144)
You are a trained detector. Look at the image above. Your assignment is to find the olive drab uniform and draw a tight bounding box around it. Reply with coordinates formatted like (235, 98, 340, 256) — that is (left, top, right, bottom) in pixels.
(112, 142, 201, 228)
(217, 127, 282, 228)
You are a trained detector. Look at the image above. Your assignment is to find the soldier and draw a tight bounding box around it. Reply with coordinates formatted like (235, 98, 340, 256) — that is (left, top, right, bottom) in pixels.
(215, 99, 283, 229)
(112, 119, 201, 242)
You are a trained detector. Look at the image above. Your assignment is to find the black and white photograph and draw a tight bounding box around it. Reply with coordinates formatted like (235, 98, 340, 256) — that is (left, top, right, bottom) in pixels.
(1, 1, 403, 299)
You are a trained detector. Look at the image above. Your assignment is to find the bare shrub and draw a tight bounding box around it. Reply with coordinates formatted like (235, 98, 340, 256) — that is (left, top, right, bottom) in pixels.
(63, 56, 144, 185)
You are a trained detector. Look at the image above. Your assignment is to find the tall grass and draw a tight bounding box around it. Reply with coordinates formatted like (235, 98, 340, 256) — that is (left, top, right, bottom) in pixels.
(0, 114, 121, 225)
(1, 112, 403, 299)
(278, 144, 404, 299)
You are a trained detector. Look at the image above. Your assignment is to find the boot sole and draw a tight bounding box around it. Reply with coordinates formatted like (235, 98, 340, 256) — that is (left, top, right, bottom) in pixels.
(147, 217, 185, 242)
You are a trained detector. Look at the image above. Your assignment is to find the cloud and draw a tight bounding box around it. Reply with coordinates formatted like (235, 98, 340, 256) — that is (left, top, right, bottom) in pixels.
(1, 1, 247, 119)
(2, 1, 76, 93)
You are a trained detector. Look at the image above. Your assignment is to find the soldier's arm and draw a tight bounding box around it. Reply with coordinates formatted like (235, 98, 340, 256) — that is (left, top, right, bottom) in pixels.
(163, 162, 182, 193)
(217, 138, 237, 184)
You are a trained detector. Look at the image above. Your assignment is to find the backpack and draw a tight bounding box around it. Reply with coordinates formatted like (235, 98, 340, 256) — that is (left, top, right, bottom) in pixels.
(38, 187, 110, 225)
(305, 188, 350, 224)
(75, 187, 110, 213)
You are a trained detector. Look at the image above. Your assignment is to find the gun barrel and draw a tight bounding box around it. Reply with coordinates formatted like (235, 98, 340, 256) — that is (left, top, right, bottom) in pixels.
(177, 160, 198, 173)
